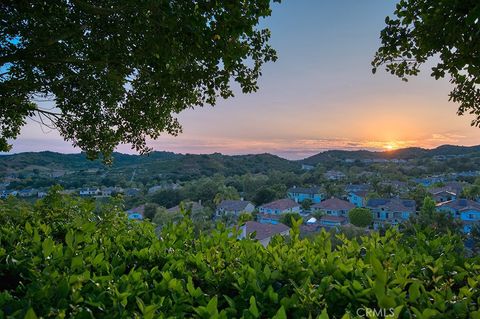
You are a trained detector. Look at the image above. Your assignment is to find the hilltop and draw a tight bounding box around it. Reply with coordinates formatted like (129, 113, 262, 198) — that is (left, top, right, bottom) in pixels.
(2, 145, 480, 178)
(0, 151, 298, 183)
(301, 144, 480, 165)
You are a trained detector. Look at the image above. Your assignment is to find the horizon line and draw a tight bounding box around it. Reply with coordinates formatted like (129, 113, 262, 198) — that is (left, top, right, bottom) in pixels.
(1, 143, 477, 161)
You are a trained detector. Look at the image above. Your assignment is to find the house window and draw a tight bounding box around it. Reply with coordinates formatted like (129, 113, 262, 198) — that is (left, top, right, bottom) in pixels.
(377, 212, 380, 218)
(468, 214, 476, 219)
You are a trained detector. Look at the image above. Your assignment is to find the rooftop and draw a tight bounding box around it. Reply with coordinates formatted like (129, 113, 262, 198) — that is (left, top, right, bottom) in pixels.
(320, 215, 347, 223)
(437, 199, 480, 212)
(312, 198, 355, 211)
(366, 198, 416, 212)
(217, 199, 253, 211)
(168, 201, 204, 214)
(287, 186, 321, 195)
(260, 198, 299, 211)
(349, 190, 369, 197)
(242, 221, 290, 241)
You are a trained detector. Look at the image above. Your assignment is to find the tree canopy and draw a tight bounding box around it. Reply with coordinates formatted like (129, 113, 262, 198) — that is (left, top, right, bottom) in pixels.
(0, 0, 279, 159)
(348, 207, 373, 228)
(373, 1, 480, 126)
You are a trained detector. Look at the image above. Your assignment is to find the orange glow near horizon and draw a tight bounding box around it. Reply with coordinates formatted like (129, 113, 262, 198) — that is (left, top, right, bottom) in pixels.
(383, 141, 403, 151)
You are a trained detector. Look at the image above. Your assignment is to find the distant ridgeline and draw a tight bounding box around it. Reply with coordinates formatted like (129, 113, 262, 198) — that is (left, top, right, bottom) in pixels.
(301, 145, 480, 166)
(2, 144, 480, 173)
(0, 151, 298, 182)
(1, 145, 480, 193)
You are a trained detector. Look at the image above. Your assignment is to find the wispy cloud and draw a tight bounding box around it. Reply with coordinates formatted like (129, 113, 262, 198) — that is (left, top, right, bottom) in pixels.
(428, 133, 465, 144)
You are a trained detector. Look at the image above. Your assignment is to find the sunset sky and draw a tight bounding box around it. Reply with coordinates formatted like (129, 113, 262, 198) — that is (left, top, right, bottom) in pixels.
(8, 0, 480, 160)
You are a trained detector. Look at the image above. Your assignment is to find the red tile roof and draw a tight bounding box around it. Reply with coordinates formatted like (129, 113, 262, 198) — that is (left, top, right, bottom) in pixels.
(260, 198, 299, 211)
(312, 198, 355, 211)
(243, 221, 290, 240)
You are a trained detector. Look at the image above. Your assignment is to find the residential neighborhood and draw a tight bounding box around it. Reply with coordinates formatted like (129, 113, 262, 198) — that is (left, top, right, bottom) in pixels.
(3, 146, 480, 243)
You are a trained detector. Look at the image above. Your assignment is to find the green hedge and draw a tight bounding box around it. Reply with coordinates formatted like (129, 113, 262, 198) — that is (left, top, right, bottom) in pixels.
(1, 190, 479, 318)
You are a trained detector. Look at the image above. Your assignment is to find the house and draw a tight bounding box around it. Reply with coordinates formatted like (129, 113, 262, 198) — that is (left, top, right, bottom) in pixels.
(325, 170, 346, 181)
(428, 189, 457, 203)
(126, 205, 145, 220)
(287, 186, 323, 203)
(390, 159, 407, 164)
(18, 189, 37, 198)
(428, 182, 463, 203)
(259, 198, 300, 215)
(215, 199, 255, 218)
(300, 223, 321, 235)
(167, 201, 204, 214)
(456, 171, 480, 178)
(345, 184, 370, 193)
(312, 197, 355, 218)
(101, 187, 123, 197)
(413, 176, 445, 187)
(319, 215, 348, 228)
(436, 199, 480, 233)
(237, 221, 290, 247)
(348, 190, 369, 208)
(0, 190, 18, 199)
(258, 199, 300, 224)
(301, 164, 315, 171)
(60, 189, 76, 195)
(50, 170, 65, 178)
(367, 198, 416, 230)
(79, 188, 101, 197)
(444, 181, 464, 194)
(124, 188, 141, 197)
(37, 191, 47, 198)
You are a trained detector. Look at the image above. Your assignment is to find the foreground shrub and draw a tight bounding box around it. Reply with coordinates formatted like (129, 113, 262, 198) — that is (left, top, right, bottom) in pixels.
(1, 190, 479, 318)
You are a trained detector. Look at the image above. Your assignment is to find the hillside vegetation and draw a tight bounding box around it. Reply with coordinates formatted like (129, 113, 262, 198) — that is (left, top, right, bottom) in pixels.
(0, 152, 298, 182)
(301, 145, 480, 165)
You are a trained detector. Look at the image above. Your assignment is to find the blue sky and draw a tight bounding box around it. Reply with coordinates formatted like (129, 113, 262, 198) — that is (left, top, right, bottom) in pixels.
(7, 0, 480, 159)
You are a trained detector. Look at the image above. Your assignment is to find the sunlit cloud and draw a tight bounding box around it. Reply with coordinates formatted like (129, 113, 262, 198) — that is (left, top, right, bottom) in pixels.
(428, 133, 466, 144)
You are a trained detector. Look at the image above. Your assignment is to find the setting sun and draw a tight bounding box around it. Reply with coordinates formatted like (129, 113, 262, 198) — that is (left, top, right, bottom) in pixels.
(384, 143, 396, 151)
